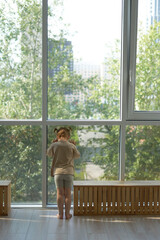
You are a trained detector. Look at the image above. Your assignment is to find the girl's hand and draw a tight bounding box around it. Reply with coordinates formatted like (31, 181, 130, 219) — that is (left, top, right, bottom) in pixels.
(69, 139, 76, 145)
(51, 169, 54, 177)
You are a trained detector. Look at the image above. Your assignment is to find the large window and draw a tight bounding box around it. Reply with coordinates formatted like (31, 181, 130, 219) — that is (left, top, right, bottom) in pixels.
(0, 0, 160, 206)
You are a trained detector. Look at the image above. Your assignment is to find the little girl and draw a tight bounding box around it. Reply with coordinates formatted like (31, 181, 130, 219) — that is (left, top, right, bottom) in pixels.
(47, 127, 80, 220)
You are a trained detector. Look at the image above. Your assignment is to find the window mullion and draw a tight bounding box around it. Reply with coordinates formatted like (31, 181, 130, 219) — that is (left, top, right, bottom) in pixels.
(119, 0, 131, 181)
(128, 0, 138, 120)
(42, 0, 48, 208)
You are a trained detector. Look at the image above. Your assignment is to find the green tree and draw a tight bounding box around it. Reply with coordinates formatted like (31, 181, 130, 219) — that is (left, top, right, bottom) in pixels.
(0, 0, 42, 119)
(0, 125, 42, 202)
(126, 126, 160, 180)
(135, 21, 160, 111)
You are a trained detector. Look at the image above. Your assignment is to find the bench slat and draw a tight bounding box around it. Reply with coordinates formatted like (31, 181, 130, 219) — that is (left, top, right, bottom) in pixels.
(0, 181, 11, 216)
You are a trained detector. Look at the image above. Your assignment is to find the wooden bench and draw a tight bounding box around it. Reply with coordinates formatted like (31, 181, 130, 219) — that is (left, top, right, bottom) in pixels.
(0, 181, 11, 216)
(74, 181, 160, 215)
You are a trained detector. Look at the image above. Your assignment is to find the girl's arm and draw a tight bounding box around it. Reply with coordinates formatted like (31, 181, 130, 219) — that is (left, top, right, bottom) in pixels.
(73, 146, 80, 159)
(47, 144, 56, 176)
(69, 139, 76, 145)
(47, 144, 54, 157)
(51, 158, 56, 177)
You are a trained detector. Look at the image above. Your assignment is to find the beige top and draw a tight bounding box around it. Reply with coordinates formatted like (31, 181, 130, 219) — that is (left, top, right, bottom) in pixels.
(47, 140, 80, 175)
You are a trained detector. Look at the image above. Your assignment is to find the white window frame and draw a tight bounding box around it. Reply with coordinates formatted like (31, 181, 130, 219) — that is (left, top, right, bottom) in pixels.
(128, 0, 160, 120)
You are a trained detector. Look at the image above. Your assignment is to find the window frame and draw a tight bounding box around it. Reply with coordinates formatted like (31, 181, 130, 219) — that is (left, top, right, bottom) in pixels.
(128, 0, 160, 120)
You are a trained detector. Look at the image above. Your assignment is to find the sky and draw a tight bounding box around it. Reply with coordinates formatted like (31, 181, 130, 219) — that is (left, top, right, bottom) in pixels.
(64, 0, 121, 64)
(49, 0, 122, 64)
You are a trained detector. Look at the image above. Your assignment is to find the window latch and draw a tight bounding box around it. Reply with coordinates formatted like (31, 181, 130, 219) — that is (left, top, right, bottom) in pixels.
(129, 70, 132, 86)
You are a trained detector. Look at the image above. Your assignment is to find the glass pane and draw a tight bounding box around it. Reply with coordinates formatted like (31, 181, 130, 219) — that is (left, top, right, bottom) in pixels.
(47, 125, 119, 204)
(48, 0, 121, 120)
(0, 0, 42, 119)
(125, 125, 160, 180)
(0, 126, 42, 204)
(135, 0, 160, 111)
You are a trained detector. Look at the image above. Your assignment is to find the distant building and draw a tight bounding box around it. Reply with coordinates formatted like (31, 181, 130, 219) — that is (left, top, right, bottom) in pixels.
(48, 38, 74, 97)
(144, 0, 160, 31)
(48, 40, 110, 105)
(74, 61, 109, 82)
(150, 0, 160, 24)
(48, 38, 73, 78)
(139, 0, 160, 32)
(65, 61, 112, 104)
(64, 62, 109, 104)
(74, 62, 101, 79)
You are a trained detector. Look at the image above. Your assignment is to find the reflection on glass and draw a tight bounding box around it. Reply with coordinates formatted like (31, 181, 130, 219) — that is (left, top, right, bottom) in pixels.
(48, 0, 121, 120)
(0, 126, 42, 203)
(125, 125, 160, 180)
(135, 0, 160, 111)
(0, 0, 42, 119)
(47, 125, 119, 204)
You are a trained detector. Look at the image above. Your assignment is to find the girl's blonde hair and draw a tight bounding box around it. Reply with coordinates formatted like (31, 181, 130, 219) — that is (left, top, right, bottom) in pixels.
(54, 127, 72, 139)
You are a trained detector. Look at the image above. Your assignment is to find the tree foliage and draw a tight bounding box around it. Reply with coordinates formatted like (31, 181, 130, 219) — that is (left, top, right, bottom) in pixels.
(135, 21, 160, 111)
(0, 0, 42, 119)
